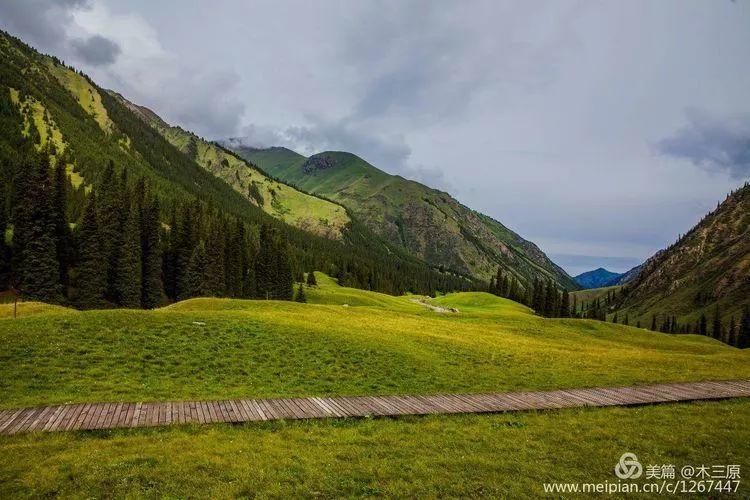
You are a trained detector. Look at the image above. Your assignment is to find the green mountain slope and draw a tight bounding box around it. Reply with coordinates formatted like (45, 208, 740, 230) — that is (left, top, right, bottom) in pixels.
(0, 29, 477, 299)
(230, 146, 577, 290)
(110, 98, 349, 239)
(615, 183, 750, 327)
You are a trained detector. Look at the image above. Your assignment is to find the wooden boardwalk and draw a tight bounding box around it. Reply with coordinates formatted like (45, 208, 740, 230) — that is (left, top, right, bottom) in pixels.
(1, 380, 748, 436)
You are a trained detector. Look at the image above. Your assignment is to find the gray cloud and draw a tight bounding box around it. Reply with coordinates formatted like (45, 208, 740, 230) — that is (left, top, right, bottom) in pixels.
(0, 0, 89, 49)
(70, 34, 120, 66)
(656, 109, 750, 179)
(3, 0, 749, 275)
(236, 117, 409, 170)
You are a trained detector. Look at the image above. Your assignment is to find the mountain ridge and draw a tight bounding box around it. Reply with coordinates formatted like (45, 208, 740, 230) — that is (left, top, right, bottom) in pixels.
(227, 145, 578, 290)
(615, 183, 750, 327)
(574, 268, 623, 289)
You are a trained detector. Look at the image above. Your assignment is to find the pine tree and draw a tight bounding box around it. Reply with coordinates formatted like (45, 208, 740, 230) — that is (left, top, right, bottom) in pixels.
(204, 221, 226, 297)
(711, 305, 722, 340)
(224, 222, 243, 297)
(738, 306, 750, 349)
(183, 241, 208, 298)
(51, 160, 70, 292)
(114, 205, 142, 307)
(651, 315, 657, 331)
(15, 153, 60, 302)
(255, 224, 276, 299)
(275, 239, 294, 300)
(560, 290, 570, 318)
(174, 204, 198, 299)
(75, 193, 107, 309)
(97, 163, 127, 303)
(612, 313, 618, 324)
(699, 313, 708, 336)
(306, 270, 317, 286)
(295, 283, 307, 303)
(139, 197, 163, 309)
(543, 281, 556, 317)
(727, 316, 737, 346)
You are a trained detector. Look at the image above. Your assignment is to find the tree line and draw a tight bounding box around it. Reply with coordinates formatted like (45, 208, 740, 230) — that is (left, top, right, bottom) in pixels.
(1, 153, 298, 308)
(488, 267, 572, 318)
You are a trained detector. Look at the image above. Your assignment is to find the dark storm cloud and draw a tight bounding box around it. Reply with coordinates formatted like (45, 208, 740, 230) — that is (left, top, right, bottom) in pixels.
(70, 34, 120, 66)
(0, 0, 121, 67)
(656, 109, 750, 179)
(0, 0, 89, 48)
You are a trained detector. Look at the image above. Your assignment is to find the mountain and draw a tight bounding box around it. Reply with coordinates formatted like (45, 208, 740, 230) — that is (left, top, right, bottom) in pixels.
(227, 146, 578, 290)
(615, 183, 750, 326)
(0, 29, 476, 302)
(608, 263, 643, 286)
(574, 268, 623, 289)
(108, 98, 349, 240)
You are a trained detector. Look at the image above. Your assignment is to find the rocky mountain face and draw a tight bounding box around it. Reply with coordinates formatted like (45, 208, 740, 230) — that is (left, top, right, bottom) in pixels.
(229, 146, 578, 290)
(616, 183, 750, 323)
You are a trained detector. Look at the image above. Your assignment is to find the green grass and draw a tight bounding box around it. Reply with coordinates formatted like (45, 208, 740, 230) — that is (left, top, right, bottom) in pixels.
(1, 400, 748, 497)
(1, 274, 748, 496)
(48, 62, 114, 134)
(1, 274, 748, 409)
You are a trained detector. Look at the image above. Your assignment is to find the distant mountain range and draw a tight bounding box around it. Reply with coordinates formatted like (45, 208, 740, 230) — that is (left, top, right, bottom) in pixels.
(574, 264, 644, 289)
(573, 268, 623, 289)
(226, 144, 578, 290)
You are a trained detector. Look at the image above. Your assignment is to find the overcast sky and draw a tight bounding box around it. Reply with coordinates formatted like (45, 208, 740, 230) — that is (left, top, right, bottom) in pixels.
(2, 0, 749, 276)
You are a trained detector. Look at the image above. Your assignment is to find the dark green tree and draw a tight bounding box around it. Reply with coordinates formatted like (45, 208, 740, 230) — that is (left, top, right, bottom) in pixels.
(698, 313, 708, 336)
(560, 289, 570, 318)
(306, 270, 317, 286)
(183, 241, 208, 299)
(114, 205, 142, 307)
(52, 160, 70, 292)
(15, 154, 60, 302)
(139, 196, 163, 308)
(711, 306, 722, 340)
(75, 193, 107, 309)
(726, 316, 736, 346)
(738, 306, 750, 349)
(295, 283, 307, 303)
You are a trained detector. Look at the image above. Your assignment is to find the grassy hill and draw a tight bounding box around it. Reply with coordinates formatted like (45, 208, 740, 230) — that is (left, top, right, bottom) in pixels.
(231, 147, 577, 290)
(615, 183, 750, 328)
(112, 98, 349, 239)
(0, 276, 748, 496)
(1, 273, 746, 409)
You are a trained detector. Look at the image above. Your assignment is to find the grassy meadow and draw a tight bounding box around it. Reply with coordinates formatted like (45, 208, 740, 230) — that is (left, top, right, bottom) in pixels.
(1, 273, 748, 496)
(1, 400, 748, 497)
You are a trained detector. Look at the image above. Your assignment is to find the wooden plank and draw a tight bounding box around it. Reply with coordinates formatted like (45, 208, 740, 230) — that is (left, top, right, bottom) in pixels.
(26, 405, 56, 432)
(4, 379, 750, 434)
(249, 400, 270, 420)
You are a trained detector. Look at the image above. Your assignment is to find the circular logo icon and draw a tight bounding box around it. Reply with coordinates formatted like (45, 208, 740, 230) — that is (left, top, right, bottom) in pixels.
(615, 452, 643, 479)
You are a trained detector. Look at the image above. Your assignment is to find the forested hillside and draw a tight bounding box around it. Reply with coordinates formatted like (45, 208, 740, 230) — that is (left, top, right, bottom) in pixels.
(228, 146, 577, 293)
(0, 30, 478, 308)
(614, 183, 750, 345)
(111, 94, 350, 239)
